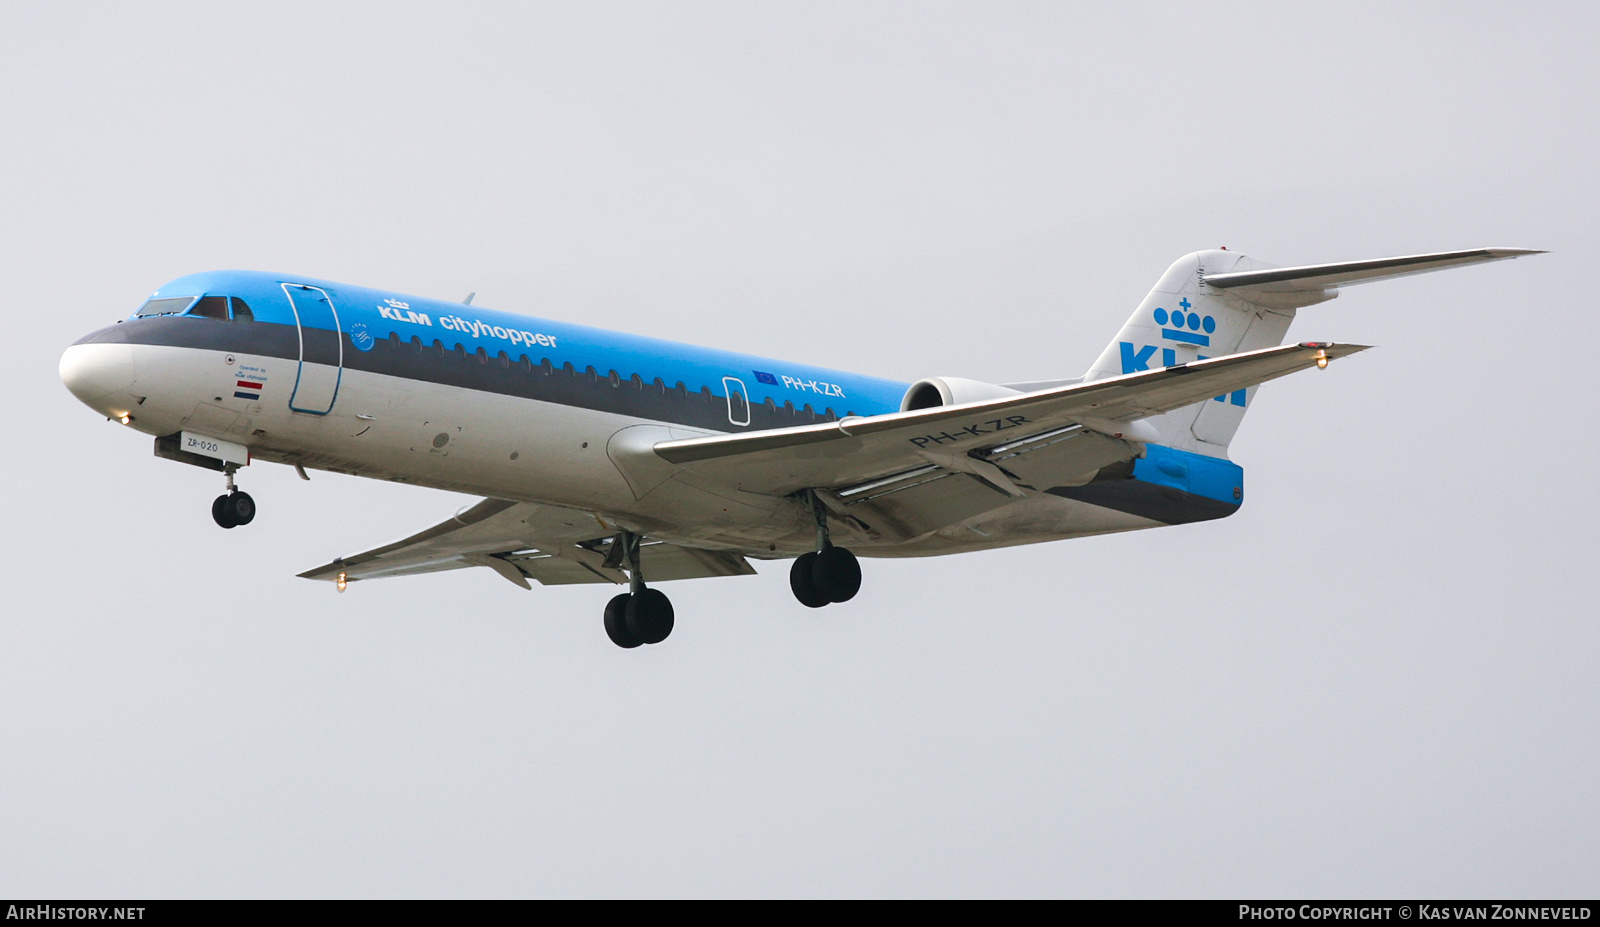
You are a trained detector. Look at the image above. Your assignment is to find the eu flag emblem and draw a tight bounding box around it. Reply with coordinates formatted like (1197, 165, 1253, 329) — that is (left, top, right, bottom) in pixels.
(753, 370, 778, 385)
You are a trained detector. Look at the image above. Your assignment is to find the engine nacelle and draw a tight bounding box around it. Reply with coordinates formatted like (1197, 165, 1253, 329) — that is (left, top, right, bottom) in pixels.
(900, 377, 1024, 412)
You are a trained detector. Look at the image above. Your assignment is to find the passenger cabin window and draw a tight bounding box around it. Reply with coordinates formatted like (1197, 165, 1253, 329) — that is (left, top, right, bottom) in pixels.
(135, 297, 195, 317)
(191, 296, 229, 320)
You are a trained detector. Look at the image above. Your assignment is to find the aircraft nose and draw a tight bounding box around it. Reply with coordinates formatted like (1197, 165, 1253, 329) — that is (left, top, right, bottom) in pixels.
(60, 342, 137, 405)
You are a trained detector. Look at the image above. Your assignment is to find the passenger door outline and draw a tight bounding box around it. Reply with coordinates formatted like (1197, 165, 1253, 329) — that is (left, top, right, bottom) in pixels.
(722, 376, 750, 427)
(282, 283, 343, 415)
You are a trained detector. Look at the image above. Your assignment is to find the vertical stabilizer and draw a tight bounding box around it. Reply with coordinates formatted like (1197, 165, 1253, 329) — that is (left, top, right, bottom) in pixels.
(1083, 250, 1317, 458)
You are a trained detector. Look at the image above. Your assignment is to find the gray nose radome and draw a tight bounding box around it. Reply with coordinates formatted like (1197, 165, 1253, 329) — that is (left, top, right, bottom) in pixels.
(60, 342, 136, 405)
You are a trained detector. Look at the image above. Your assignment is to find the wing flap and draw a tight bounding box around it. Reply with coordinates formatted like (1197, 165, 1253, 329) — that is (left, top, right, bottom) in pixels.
(639, 542, 759, 581)
(978, 425, 1137, 490)
(498, 548, 626, 586)
(834, 467, 1015, 541)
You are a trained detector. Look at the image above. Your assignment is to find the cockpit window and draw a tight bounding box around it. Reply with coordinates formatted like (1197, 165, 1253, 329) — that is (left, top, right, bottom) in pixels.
(191, 296, 229, 320)
(230, 298, 254, 322)
(135, 296, 196, 317)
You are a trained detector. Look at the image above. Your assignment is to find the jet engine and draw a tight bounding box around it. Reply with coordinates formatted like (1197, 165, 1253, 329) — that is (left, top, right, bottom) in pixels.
(899, 377, 1023, 412)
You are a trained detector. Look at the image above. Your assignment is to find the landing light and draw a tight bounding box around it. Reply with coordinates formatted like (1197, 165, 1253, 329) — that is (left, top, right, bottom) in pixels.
(1315, 349, 1329, 370)
(118, 414, 132, 425)
(336, 571, 348, 593)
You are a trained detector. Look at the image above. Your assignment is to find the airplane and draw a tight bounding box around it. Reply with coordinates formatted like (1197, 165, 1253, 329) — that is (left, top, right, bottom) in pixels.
(59, 247, 1539, 648)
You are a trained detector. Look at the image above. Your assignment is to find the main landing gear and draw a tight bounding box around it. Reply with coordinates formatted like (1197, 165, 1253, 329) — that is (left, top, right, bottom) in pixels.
(211, 465, 256, 529)
(603, 530, 675, 649)
(601, 490, 861, 647)
(790, 545, 861, 607)
(789, 489, 862, 609)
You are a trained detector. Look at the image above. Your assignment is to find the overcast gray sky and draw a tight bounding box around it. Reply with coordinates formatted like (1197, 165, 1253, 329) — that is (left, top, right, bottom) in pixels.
(3, 1, 1595, 898)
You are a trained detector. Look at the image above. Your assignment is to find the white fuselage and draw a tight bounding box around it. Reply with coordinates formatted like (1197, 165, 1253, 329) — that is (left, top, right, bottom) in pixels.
(62, 337, 1165, 560)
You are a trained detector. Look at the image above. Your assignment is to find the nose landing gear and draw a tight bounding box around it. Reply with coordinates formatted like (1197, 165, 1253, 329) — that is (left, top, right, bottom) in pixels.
(211, 465, 256, 529)
(211, 492, 255, 528)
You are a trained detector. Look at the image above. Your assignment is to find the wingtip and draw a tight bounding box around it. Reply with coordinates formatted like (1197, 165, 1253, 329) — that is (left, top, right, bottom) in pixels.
(1298, 342, 1372, 356)
(1484, 247, 1547, 257)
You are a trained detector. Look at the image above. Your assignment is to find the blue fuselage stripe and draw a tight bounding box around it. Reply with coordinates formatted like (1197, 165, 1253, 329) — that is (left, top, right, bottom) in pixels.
(139, 270, 910, 418)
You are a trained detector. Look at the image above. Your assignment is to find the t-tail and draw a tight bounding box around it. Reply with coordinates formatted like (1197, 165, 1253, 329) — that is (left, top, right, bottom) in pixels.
(1083, 247, 1544, 457)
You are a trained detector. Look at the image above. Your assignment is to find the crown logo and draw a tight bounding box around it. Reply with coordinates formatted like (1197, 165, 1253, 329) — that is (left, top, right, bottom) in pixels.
(1154, 298, 1215, 346)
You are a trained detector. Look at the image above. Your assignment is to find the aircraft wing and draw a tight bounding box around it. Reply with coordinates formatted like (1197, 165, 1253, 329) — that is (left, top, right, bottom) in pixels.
(298, 497, 756, 588)
(304, 342, 1365, 579)
(652, 341, 1367, 497)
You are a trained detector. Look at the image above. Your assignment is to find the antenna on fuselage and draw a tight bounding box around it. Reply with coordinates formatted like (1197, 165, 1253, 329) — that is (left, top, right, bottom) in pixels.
(462, 292, 475, 305)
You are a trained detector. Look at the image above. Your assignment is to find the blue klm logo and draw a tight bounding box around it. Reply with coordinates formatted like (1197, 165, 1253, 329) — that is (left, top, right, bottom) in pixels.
(1119, 298, 1246, 407)
(1155, 298, 1215, 346)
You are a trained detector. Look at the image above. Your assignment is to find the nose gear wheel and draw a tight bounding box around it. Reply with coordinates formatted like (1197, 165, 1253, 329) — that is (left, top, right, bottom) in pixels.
(212, 490, 255, 529)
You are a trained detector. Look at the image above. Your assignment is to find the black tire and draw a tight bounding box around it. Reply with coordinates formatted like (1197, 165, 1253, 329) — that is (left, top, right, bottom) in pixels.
(604, 593, 642, 648)
(626, 588, 675, 644)
(224, 491, 256, 526)
(813, 545, 861, 603)
(212, 494, 236, 529)
(790, 552, 829, 608)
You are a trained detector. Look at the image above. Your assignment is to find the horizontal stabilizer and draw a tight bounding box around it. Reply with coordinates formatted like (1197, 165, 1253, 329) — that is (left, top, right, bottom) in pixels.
(1202, 247, 1543, 295)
